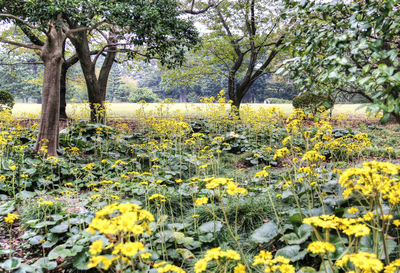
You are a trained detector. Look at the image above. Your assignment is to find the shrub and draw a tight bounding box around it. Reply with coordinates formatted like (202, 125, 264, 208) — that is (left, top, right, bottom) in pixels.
(292, 93, 333, 115)
(0, 89, 14, 111)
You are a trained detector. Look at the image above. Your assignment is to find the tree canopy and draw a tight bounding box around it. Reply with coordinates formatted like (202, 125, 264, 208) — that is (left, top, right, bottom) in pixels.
(284, 0, 400, 124)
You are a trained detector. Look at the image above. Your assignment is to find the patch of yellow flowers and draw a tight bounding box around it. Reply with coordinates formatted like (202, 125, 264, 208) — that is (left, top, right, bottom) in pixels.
(86, 202, 154, 271)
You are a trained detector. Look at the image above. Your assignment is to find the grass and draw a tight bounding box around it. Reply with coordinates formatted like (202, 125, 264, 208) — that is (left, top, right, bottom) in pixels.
(11, 102, 374, 120)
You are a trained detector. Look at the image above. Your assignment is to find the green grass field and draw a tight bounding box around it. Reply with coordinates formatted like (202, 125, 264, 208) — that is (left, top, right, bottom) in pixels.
(11, 102, 372, 120)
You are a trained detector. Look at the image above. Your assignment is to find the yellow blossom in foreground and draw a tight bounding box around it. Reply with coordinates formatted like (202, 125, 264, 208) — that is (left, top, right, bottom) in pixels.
(234, 263, 246, 273)
(89, 240, 103, 255)
(336, 252, 383, 273)
(307, 241, 335, 254)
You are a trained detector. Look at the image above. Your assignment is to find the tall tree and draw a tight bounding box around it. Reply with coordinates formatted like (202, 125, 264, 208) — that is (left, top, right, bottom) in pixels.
(67, 0, 199, 122)
(165, 0, 286, 114)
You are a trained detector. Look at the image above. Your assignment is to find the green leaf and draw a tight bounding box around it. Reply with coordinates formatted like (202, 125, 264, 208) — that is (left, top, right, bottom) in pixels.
(0, 249, 12, 255)
(32, 258, 57, 270)
(298, 267, 317, 273)
(48, 245, 72, 260)
(50, 223, 69, 233)
(0, 258, 21, 271)
(275, 245, 307, 262)
(199, 221, 223, 233)
(0, 201, 15, 216)
(251, 222, 279, 244)
(28, 235, 44, 245)
(380, 112, 391, 124)
(176, 248, 195, 260)
(288, 213, 305, 224)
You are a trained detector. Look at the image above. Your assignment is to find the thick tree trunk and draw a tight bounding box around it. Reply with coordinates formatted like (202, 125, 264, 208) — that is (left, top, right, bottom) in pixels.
(70, 31, 117, 123)
(34, 25, 64, 157)
(59, 63, 68, 120)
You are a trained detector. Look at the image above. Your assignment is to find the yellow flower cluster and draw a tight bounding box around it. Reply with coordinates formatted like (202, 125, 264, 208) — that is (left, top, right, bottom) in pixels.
(194, 247, 241, 273)
(339, 161, 400, 201)
(194, 197, 208, 206)
(303, 214, 372, 236)
(4, 213, 19, 224)
(301, 150, 326, 162)
(253, 250, 295, 273)
(336, 252, 383, 273)
(87, 203, 154, 270)
(205, 177, 232, 189)
(307, 241, 335, 254)
(226, 181, 248, 195)
(273, 147, 290, 161)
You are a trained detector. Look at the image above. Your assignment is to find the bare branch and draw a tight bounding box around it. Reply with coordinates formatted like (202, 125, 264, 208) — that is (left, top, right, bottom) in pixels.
(0, 13, 38, 29)
(0, 37, 42, 50)
(0, 62, 43, 65)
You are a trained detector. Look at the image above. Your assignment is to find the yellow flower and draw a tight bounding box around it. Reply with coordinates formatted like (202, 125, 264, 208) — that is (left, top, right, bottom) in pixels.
(40, 201, 54, 206)
(4, 213, 19, 224)
(343, 224, 370, 237)
(348, 207, 359, 214)
(194, 197, 208, 206)
(141, 252, 152, 259)
(89, 240, 103, 255)
(307, 241, 336, 254)
(120, 242, 144, 257)
(149, 194, 165, 200)
(194, 259, 208, 273)
(393, 219, 400, 227)
(234, 263, 246, 273)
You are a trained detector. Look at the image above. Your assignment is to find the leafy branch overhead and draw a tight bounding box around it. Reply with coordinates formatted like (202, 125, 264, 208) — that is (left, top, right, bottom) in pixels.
(283, 0, 400, 124)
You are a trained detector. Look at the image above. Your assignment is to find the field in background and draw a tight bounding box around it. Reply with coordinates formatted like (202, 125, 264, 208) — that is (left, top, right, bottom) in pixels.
(11, 102, 374, 120)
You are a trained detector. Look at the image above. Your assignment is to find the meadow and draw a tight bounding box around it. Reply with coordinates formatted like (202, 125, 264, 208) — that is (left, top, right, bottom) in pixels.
(0, 97, 400, 273)
(12, 102, 373, 120)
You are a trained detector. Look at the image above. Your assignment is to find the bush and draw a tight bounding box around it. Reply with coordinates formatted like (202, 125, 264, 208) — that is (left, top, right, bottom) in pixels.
(266, 98, 292, 104)
(292, 93, 333, 115)
(0, 89, 14, 111)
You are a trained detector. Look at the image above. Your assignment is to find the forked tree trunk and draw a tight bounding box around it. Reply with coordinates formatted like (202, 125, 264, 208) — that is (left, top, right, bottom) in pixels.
(34, 24, 65, 157)
(70, 31, 117, 123)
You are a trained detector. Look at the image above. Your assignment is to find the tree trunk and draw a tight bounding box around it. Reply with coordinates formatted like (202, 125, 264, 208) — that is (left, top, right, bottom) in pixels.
(34, 24, 65, 157)
(70, 31, 117, 123)
(59, 62, 68, 120)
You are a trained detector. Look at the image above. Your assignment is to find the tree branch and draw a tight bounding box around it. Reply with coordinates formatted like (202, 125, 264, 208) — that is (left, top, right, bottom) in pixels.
(0, 13, 37, 29)
(0, 37, 42, 50)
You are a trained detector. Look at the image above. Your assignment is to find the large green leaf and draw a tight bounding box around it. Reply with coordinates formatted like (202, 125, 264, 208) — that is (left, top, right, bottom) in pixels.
(199, 221, 223, 233)
(251, 222, 279, 244)
(275, 245, 307, 262)
(0, 257, 21, 271)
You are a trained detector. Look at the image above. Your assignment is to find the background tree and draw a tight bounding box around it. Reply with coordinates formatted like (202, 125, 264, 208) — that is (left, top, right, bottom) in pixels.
(165, 0, 286, 114)
(284, 0, 400, 124)
(67, 0, 199, 122)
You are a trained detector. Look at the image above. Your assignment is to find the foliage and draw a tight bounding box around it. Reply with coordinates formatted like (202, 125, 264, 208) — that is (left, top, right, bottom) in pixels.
(127, 87, 161, 103)
(284, 0, 400, 124)
(0, 89, 14, 111)
(0, 101, 399, 272)
(292, 93, 333, 115)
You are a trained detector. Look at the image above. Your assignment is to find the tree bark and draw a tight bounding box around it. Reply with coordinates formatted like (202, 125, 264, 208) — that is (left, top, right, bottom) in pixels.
(59, 62, 68, 120)
(34, 24, 65, 157)
(70, 31, 117, 123)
